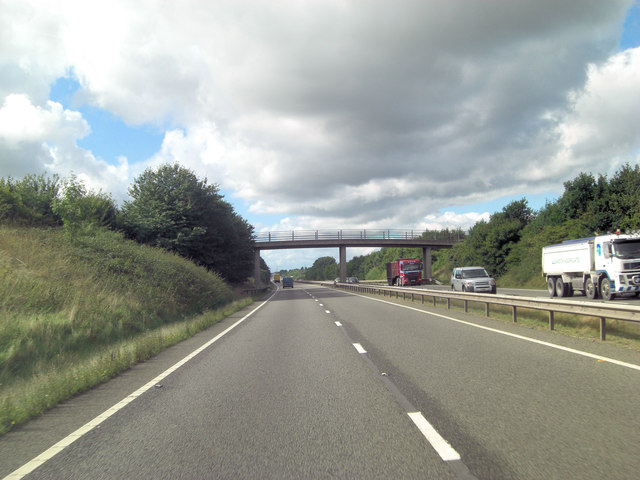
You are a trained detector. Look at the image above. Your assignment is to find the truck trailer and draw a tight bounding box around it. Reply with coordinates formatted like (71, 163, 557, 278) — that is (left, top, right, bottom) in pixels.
(542, 232, 640, 300)
(386, 258, 422, 286)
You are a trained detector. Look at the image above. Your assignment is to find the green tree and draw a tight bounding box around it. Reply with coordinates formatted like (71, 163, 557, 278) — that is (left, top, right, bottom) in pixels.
(120, 164, 254, 283)
(0, 180, 30, 224)
(306, 256, 339, 280)
(52, 175, 117, 235)
(347, 255, 367, 278)
(607, 163, 640, 230)
(0, 173, 61, 226)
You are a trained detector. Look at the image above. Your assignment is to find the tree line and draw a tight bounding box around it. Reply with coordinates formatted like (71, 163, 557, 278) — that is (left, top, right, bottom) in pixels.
(0, 164, 256, 283)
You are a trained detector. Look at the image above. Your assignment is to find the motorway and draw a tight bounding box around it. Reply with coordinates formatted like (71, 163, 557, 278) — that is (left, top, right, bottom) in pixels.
(2, 284, 639, 479)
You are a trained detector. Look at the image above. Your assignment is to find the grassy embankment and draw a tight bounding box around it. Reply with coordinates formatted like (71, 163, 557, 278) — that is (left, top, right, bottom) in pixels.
(0, 226, 256, 435)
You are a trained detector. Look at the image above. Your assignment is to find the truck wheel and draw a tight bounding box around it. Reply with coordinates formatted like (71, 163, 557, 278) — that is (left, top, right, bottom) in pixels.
(599, 277, 615, 301)
(585, 277, 598, 299)
(547, 277, 557, 297)
(555, 279, 568, 298)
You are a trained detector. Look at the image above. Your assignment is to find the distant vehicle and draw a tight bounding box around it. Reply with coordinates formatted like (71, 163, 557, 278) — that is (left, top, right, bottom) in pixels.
(273, 273, 281, 283)
(282, 276, 294, 288)
(346, 277, 359, 283)
(542, 232, 640, 300)
(386, 258, 422, 286)
(451, 267, 496, 293)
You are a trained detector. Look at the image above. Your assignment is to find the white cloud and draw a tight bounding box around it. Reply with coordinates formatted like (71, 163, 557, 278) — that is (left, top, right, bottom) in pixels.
(0, 94, 88, 143)
(0, 93, 130, 199)
(420, 211, 491, 232)
(552, 47, 640, 176)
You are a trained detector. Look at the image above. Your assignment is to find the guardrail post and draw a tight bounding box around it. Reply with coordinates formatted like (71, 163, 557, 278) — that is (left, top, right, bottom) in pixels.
(600, 317, 606, 340)
(447, 298, 451, 309)
(512, 306, 517, 323)
(464, 299, 468, 313)
(549, 311, 554, 330)
(485, 303, 490, 317)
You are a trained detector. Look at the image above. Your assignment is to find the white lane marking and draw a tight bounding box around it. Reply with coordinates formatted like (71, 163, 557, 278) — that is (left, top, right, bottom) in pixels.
(408, 412, 461, 462)
(353, 343, 367, 354)
(325, 310, 331, 314)
(348, 292, 640, 371)
(4, 298, 273, 480)
(319, 303, 323, 306)
(335, 321, 342, 327)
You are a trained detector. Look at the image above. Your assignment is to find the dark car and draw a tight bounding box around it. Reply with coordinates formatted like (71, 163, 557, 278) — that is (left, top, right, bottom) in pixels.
(282, 276, 294, 288)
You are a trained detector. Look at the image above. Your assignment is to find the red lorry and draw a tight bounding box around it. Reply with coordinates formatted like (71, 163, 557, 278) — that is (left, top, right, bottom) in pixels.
(386, 258, 423, 286)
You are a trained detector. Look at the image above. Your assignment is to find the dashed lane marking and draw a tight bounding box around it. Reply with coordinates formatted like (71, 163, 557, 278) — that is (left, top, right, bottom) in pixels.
(353, 343, 367, 354)
(407, 412, 461, 462)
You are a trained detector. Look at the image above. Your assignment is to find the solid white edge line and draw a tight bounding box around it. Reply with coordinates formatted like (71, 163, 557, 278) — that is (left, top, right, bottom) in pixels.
(348, 291, 640, 372)
(4, 298, 273, 480)
(408, 412, 461, 462)
(353, 343, 367, 354)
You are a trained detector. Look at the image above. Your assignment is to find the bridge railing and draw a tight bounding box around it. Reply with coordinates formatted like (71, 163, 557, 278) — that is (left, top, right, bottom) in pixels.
(255, 229, 460, 243)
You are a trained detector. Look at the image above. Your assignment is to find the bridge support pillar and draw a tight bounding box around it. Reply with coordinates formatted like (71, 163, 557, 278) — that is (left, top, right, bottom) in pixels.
(254, 249, 262, 287)
(422, 247, 432, 282)
(339, 246, 347, 282)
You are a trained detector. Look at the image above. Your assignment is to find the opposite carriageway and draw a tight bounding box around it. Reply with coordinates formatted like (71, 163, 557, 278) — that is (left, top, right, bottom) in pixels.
(253, 229, 461, 285)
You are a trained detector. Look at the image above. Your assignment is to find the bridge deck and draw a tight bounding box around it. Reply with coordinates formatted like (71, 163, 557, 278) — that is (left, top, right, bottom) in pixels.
(255, 229, 460, 250)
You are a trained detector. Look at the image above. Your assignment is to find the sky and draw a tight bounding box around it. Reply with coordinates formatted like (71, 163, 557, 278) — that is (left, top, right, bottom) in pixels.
(1, 0, 639, 271)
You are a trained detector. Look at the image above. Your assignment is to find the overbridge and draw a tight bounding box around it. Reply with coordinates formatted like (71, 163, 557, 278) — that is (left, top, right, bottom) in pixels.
(253, 229, 461, 286)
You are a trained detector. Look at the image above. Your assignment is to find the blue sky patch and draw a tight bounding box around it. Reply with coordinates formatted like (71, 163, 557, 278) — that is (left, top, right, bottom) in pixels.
(620, 2, 640, 49)
(49, 76, 164, 165)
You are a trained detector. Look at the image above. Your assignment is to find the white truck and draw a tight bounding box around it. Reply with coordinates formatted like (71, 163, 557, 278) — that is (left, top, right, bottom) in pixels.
(542, 233, 640, 301)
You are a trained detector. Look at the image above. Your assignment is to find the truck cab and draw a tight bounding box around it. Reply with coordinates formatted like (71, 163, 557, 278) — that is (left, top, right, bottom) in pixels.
(387, 258, 422, 286)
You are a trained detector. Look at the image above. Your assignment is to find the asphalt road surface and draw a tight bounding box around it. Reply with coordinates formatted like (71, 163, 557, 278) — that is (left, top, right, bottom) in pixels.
(2, 284, 639, 479)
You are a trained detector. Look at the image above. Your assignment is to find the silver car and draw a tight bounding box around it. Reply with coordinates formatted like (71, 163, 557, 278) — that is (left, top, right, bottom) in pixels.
(451, 267, 496, 293)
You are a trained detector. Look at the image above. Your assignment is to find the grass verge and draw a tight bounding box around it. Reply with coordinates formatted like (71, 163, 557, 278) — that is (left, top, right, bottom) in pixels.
(0, 298, 253, 436)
